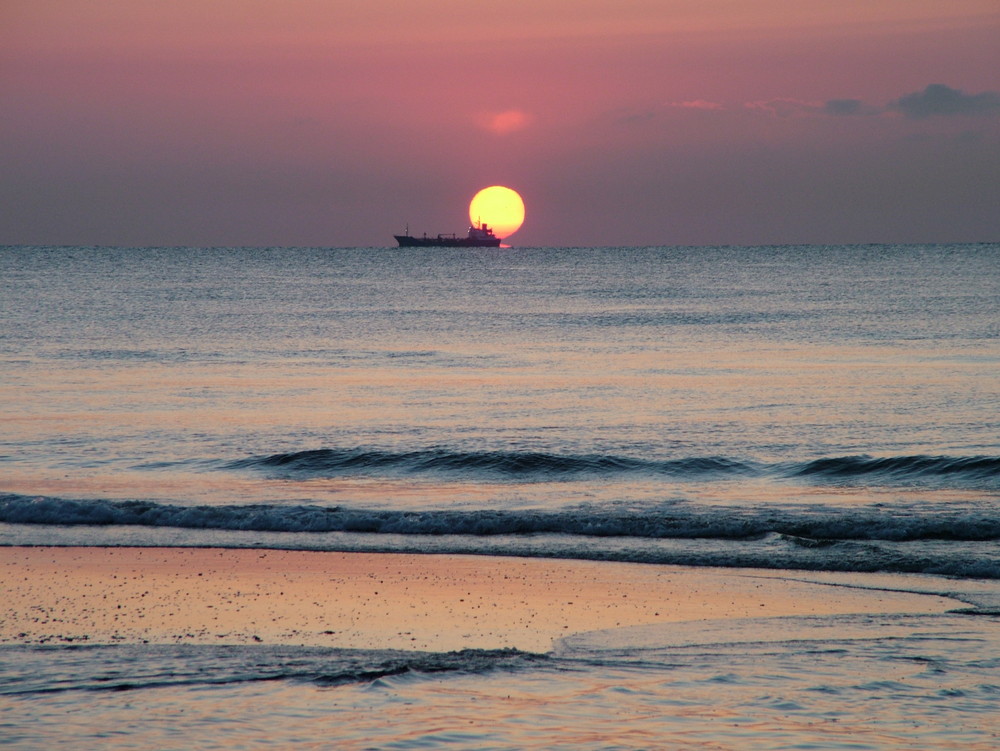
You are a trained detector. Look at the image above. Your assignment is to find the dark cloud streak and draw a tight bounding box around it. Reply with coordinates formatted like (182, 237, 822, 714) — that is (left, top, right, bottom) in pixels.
(892, 84, 1000, 119)
(824, 99, 865, 116)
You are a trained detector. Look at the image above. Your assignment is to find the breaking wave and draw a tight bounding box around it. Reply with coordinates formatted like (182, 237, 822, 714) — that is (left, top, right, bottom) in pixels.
(4, 493, 1000, 578)
(789, 455, 1000, 482)
(4, 451, 998, 579)
(3, 493, 998, 542)
(0, 645, 543, 696)
(227, 449, 755, 479)
(225, 449, 1000, 486)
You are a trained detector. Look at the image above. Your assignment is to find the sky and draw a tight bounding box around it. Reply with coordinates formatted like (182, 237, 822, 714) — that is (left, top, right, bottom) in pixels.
(2, 0, 999, 247)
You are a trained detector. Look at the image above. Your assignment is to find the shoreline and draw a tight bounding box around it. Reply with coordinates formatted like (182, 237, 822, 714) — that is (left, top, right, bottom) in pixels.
(1, 546, 962, 653)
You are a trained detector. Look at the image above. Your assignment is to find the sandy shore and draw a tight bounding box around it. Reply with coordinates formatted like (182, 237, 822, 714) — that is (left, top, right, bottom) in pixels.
(1, 546, 960, 652)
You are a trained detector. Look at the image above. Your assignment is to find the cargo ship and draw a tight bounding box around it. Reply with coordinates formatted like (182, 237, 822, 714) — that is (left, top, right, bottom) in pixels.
(394, 221, 501, 247)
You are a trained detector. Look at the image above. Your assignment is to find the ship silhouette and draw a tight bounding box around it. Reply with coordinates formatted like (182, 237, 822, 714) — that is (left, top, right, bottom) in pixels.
(394, 220, 501, 247)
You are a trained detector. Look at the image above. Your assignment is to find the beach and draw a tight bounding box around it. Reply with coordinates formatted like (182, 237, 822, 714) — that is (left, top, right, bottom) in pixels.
(2, 546, 963, 653)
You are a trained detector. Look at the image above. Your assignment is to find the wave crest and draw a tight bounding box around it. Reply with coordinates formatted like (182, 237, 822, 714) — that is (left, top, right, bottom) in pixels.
(0, 646, 543, 696)
(791, 455, 1000, 482)
(228, 448, 755, 479)
(226, 448, 1000, 485)
(3, 493, 998, 542)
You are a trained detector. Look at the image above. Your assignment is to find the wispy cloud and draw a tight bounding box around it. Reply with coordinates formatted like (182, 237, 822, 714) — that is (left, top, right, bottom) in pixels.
(747, 85, 1000, 119)
(478, 109, 533, 134)
(626, 84, 1000, 125)
(824, 99, 870, 116)
(744, 98, 823, 118)
(891, 84, 1000, 119)
(669, 100, 724, 111)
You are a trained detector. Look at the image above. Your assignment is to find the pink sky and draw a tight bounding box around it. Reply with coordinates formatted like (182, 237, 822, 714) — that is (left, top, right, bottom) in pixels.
(3, 1, 998, 246)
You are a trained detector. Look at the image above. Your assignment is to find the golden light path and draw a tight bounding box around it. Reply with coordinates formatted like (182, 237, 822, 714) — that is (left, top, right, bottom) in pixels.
(469, 186, 525, 239)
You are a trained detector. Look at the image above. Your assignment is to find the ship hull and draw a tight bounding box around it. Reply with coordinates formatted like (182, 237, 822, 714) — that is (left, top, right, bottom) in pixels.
(394, 235, 501, 248)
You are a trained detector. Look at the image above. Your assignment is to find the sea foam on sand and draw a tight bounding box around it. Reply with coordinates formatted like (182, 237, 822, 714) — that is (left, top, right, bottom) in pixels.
(1, 547, 961, 653)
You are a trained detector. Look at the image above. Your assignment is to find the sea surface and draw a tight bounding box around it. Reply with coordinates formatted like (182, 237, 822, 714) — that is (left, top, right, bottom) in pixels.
(2, 243, 999, 748)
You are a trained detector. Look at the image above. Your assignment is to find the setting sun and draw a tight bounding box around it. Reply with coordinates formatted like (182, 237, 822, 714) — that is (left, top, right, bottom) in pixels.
(469, 186, 525, 239)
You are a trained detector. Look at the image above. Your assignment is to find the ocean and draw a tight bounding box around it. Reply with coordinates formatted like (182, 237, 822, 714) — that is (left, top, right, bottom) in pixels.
(2, 243, 999, 748)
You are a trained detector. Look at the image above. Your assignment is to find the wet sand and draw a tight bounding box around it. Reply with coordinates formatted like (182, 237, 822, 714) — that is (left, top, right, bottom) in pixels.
(1, 546, 960, 652)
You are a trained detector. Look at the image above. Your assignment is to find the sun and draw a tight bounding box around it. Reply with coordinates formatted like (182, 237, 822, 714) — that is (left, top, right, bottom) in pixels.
(469, 186, 525, 239)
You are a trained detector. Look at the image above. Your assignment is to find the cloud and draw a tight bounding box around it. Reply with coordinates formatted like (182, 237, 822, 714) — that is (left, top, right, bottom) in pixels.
(892, 84, 1000, 119)
(823, 99, 879, 116)
(745, 98, 823, 118)
(631, 84, 1000, 125)
(478, 109, 533, 134)
(669, 99, 724, 111)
